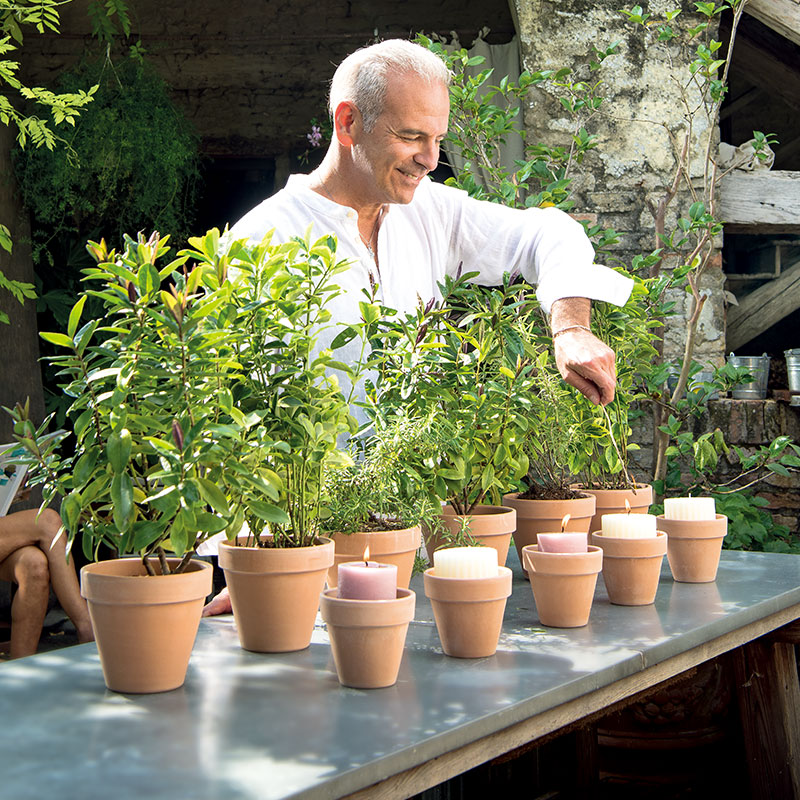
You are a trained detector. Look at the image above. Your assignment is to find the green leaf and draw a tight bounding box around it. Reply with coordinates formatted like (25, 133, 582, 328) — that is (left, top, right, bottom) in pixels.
(248, 500, 290, 525)
(39, 331, 74, 348)
(67, 296, 87, 339)
(111, 473, 134, 532)
(196, 477, 230, 516)
(106, 428, 132, 474)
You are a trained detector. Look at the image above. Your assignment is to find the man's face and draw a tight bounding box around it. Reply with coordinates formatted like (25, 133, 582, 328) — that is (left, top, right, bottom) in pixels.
(352, 73, 450, 206)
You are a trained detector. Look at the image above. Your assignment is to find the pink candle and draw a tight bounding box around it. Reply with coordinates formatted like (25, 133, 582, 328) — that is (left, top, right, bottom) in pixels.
(337, 561, 398, 600)
(537, 533, 588, 553)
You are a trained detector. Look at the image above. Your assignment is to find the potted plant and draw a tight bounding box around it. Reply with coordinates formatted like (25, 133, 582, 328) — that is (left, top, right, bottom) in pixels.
(6, 231, 261, 693)
(183, 228, 365, 653)
(320, 416, 442, 590)
(502, 351, 597, 569)
(368, 273, 536, 565)
(570, 277, 662, 532)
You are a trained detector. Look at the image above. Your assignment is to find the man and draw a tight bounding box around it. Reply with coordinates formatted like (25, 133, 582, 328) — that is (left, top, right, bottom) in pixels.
(202, 38, 633, 616)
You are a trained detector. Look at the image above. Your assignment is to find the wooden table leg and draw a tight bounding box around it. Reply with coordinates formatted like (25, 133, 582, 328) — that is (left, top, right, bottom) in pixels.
(732, 637, 800, 800)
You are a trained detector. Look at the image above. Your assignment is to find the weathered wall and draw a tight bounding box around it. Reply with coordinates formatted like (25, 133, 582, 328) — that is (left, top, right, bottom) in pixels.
(511, 0, 727, 368)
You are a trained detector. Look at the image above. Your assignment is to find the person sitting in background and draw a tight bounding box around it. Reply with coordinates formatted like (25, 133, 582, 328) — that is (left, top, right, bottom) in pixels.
(0, 507, 93, 658)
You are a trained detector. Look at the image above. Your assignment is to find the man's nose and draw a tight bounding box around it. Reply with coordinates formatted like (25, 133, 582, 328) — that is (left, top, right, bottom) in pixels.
(415, 140, 440, 172)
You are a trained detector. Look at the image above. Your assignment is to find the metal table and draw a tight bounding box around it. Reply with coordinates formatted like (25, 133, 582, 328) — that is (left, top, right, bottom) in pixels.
(2, 550, 800, 799)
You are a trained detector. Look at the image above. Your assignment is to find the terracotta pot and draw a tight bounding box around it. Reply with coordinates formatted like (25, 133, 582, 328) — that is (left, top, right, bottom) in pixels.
(320, 587, 416, 688)
(522, 544, 603, 628)
(327, 525, 421, 590)
(590, 531, 667, 606)
(424, 505, 516, 566)
(578, 484, 654, 539)
(423, 567, 512, 657)
(503, 493, 596, 574)
(80, 557, 212, 694)
(657, 514, 728, 583)
(218, 536, 334, 652)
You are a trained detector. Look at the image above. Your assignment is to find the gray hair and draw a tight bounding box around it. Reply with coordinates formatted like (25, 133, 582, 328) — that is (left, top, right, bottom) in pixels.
(329, 39, 452, 132)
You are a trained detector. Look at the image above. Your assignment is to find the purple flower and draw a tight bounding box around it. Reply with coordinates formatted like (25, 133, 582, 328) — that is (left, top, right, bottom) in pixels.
(306, 125, 323, 148)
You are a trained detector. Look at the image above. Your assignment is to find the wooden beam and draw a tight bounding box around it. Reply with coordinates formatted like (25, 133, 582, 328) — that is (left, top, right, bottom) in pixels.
(726, 259, 800, 350)
(745, 0, 800, 48)
(719, 171, 800, 233)
(731, 639, 800, 800)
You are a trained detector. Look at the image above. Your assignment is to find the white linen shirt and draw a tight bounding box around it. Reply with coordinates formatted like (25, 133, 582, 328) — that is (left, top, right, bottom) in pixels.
(228, 174, 633, 321)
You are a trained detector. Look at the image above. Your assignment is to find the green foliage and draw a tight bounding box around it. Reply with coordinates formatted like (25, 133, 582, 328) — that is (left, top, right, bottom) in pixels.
(417, 34, 611, 211)
(0, 0, 101, 321)
(13, 53, 200, 267)
(368, 272, 544, 514)
(320, 416, 443, 535)
(5, 227, 365, 568)
(182, 227, 366, 548)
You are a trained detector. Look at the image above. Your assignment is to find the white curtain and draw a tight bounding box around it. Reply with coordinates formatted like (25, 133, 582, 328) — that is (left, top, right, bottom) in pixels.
(441, 29, 525, 190)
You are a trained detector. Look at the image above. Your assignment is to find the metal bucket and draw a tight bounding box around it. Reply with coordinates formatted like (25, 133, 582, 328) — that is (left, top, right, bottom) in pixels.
(786, 349, 800, 405)
(727, 353, 770, 399)
(785, 349, 800, 393)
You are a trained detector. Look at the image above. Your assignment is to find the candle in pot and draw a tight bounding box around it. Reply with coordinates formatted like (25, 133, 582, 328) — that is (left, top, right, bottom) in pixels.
(664, 497, 716, 521)
(537, 533, 588, 553)
(337, 548, 398, 600)
(433, 546, 498, 579)
(601, 513, 658, 539)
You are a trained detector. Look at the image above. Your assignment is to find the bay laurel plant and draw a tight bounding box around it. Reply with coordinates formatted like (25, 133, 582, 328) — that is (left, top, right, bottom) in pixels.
(173, 226, 366, 550)
(7, 227, 365, 572)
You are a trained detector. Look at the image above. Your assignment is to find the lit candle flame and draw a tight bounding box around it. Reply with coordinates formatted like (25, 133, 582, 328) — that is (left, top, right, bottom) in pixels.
(363, 545, 370, 565)
(560, 514, 571, 532)
(624, 499, 632, 515)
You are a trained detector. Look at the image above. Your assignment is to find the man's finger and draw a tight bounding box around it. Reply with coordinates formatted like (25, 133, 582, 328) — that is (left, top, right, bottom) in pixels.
(564, 369, 602, 405)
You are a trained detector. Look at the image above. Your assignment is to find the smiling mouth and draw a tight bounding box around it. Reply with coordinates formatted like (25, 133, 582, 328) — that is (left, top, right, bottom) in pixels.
(398, 169, 425, 181)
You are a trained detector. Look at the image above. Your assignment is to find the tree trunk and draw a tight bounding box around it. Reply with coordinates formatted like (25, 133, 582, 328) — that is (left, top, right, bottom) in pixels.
(0, 125, 46, 445)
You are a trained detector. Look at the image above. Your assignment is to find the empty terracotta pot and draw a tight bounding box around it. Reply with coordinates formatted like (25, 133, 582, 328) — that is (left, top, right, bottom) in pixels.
(81, 557, 212, 694)
(657, 514, 728, 583)
(522, 544, 603, 627)
(578, 484, 654, 539)
(425, 505, 516, 566)
(503, 493, 596, 574)
(320, 588, 416, 689)
(590, 531, 667, 605)
(218, 536, 334, 653)
(327, 526, 421, 590)
(423, 567, 512, 658)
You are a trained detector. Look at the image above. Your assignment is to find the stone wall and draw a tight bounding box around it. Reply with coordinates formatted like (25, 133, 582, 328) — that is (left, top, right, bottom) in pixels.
(510, 0, 727, 368)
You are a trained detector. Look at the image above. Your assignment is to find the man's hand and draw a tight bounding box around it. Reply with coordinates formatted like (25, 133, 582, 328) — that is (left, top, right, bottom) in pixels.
(554, 327, 616, 406)
(202, 586, 232, 617)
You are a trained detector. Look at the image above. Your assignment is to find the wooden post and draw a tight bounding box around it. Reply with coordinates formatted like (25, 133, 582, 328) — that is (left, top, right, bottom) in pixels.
(731, 638, 800, 800)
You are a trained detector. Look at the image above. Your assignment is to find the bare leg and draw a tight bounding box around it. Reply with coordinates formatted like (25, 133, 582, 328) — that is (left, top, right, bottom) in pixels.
(0, 546, 49, 658)
(0, 509, 93, 643)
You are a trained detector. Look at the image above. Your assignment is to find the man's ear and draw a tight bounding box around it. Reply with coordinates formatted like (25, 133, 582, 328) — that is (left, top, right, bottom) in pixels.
(333, 100, 360, 146)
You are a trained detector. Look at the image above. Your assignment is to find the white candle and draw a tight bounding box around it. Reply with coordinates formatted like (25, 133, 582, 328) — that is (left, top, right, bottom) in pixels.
(537, 533, 588, 553)
(601, 513, 658, 539)
(433, 546, 498, 579)
(663, 497, 716, 521)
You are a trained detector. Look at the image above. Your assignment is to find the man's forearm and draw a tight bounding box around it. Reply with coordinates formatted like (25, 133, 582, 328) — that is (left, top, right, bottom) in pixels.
(550, 297, 591, 332)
